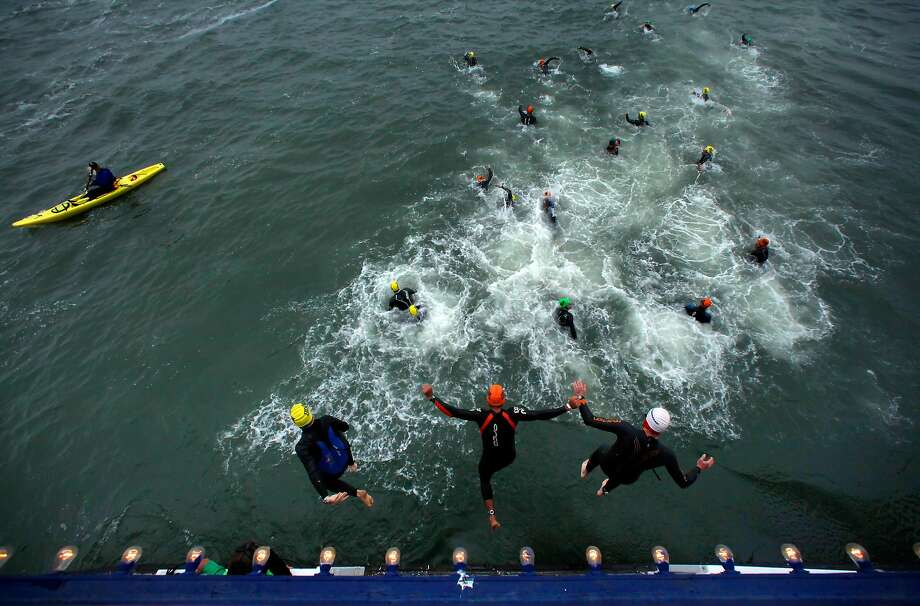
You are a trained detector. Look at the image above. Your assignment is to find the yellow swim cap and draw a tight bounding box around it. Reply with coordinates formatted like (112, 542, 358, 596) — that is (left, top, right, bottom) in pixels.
(639, 111, 647, 119)
(703, 87, 710, 94)
(408, 305, 418, 317)
(290, 403, 314, 428)
(390, 281, 399, 292)
(705, 145, 715, 154)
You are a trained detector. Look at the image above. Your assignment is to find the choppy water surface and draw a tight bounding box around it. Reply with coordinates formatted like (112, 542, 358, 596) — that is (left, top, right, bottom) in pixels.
(1, 0, 919, 571)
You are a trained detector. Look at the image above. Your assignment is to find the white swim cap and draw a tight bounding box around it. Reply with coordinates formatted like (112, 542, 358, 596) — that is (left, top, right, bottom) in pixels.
(645, 407, 671, 433)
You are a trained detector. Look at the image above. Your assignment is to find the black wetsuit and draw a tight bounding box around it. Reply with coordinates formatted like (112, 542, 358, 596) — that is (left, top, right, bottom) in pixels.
(477, 167, 494, 191)
(389, 288, 417, 311)
(579, 405, 700, 493)
(464, 53, 477, 67)
(606, 141, 620, 155)
(578, 47, 594, 57)
(432, 395, 568, 500)
(539, 57, 560, 74)
(555, 308, 578, 339)
(697, 150, 713, 168)
(499, 185, 515, 208)
(689, 3, 710, 14)
(626, 113, 651, 127)
(519, 106, 538, 126)
(750, 246, 769, 264)
(295, 415, 357, 500)
(685, 303, 712, 323)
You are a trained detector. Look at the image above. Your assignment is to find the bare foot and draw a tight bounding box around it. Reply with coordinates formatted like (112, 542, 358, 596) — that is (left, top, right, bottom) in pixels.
(489, 515, 501, 531)
(357, 490, 375, 508)
(580, 459, 590, 479)
(596, 479, 608, 497)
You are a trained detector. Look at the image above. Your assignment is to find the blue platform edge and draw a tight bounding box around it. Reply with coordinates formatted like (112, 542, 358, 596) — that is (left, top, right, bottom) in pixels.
(1, 571, 919, 605)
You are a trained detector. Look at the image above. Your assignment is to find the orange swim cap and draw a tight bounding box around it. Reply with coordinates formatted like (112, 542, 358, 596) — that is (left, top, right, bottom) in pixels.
(701, 297, 713, 308)
(476, 175, 486, 182)
(757, 237, 770, 248)
(486, 384, 506, 405)
(527, 105, 534, 113)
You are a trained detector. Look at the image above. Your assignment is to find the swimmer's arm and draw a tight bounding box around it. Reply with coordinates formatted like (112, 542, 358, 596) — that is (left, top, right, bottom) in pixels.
(431, 395, 482, 422)
(579, 404, 632, 436)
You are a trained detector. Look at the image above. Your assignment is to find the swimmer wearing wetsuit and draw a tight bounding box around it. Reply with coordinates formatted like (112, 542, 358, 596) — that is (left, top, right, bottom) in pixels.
(606, 138, 621, 155)
(688, 3, 710, 14)
(570, 380, 715, 496)
(538, 57, 560, 74)
(578, 46, 595, 57)
(476, 166, 494, 191)
(696, 145, 714, 170)
(555, 298, 577, 340)
(389, 281, 417, 311)
(422, 383, 578, 530)
(626, 111, 651, 127)
(519, 105, 538, 125)
(685, 297, 713, 323)
(749, 237, 770, 264)
(464, 51, 477, 67)
(542, 190, 558, 223)
(740, 33, 753, 46)
(291, 404, 374, 507)
(642, 22, 655, 32)
(498, 185, 517, 208)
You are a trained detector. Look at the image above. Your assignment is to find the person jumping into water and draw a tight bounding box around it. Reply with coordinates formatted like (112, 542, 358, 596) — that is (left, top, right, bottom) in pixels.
(696, 145, 715, 171)
(626, 111, 651, 127)
(519, 105, 538, 126)
(291, 403, 375, 507)
(685, 296, 713, 323)
(570, 380, 715, 496)
(538, 57, 560, 74)
(606, 138, 621, 155)
(555, 298, 578, 340)
(464, 51, 477, 67)
(542, 190, 558, 224)
(749, 237, 770, 264)
(688, 3, 710, 15)
(476, 166, 494, 191)
(498, 185, 517, 208)
(421, 383, 581, 530)
(84, 161, 117, 200)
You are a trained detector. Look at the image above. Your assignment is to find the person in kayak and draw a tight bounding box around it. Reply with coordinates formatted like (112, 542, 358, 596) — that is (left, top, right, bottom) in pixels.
(519, 104, 538, 126)
(476, 166, 494, 191)
(421, 382, 581, 530)
(464, 51, 477, 67)
(626, 111, 651, 127)
(388, 280, 417, 312)
(555, 298, 578, 340)
(688, 3, 710, 14)
(696, 145, 715, 171)
(498, 184, 517, 208)
(685, 296, 713, 323)
(570, 380, 715, 496)
(542, 190, 558, 224)
(538, 56, 560, 74)
(291, 403, 374, 507)
(606, 137, 621, 155)
(84, 162, 117, 199)
(749, 237, 770, 264)
(740, 32, 753, 46)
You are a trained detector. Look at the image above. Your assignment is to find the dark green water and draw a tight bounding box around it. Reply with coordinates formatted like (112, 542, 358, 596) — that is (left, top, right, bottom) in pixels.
(1, 0, 919, 572)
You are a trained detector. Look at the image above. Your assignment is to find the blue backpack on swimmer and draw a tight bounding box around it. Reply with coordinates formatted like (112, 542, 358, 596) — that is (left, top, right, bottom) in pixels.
(317, 426, 350, 475)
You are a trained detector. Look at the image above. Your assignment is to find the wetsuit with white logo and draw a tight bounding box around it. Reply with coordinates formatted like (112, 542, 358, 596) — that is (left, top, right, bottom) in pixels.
(389, 288, 417, 311)
(579, 405, 700, 493)
(432, 395, 568, 500)
(295, 415, 357, 500)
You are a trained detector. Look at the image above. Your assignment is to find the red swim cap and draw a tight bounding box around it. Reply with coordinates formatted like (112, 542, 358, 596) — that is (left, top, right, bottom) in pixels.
(476, 175, 486, 182)
(757, 237, 770, 248)
(527, 105, 534, 113)
(486, 384, 506, 405)
(701, 297, 713, 308)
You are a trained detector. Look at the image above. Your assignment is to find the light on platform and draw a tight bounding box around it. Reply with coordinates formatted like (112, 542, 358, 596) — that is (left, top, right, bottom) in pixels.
(585, 546, 602, 572)
(184, 546, 205, 574)
(913, 543, 920, 560)
(318, 546, 336, 576)
(519, 546, 535, 574)
(452, 547, 468, 571)
(845, 543, 873, 573)
(715, 544, 736, 573)
(53, 546, 78, 572)
(385, 547, 401, 576)
(651, 546, 670, 574)
(781, 544, 806, 574)
(116, 545, 142, 574)
(0, 546, 12, 570)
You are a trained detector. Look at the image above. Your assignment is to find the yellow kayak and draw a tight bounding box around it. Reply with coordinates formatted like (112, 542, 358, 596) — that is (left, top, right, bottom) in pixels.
(11, 163, 166, 228)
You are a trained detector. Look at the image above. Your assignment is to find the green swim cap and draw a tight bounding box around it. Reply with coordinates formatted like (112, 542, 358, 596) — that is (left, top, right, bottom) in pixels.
(559, 298, 571, 309)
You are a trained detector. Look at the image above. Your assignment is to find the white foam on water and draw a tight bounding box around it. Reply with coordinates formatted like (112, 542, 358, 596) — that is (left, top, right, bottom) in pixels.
(599, 64, 624, 77)
(177, 0, 280, 40)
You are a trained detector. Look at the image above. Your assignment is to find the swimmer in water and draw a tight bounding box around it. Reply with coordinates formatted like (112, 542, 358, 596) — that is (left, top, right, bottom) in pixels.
(542, 190, 558, 224)
(519, 104, 538, 126)
(695, 86, 712, 102)
(688, 3, 710, 15)
(696, 145, 715, 171)
(749, 237, 770, 264)
(464, 51, 477, 67)
(555, 298, 578, 340)
(625, 111, 651, 127)
(538, 56, 561, 74)
(476, 166, 494, 191)
(606, 138, 621, 155)
(606, 1, 623, 17)
(740, 32, 753, 46)
(685, 297, 713, 323)
(578, 46, 595, 57)
(642, 22, 655, 33)
(498, 185, 517, 208)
